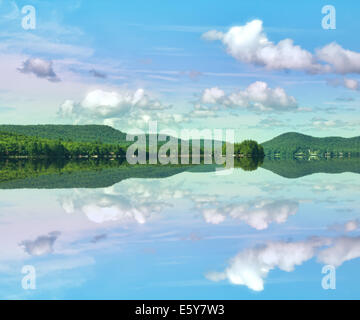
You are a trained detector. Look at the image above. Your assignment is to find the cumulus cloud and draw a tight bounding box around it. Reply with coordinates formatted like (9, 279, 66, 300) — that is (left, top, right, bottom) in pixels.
(227, 200, 298, 230)
(206, 232, 360, 291)
(83, 203, 149, 224)
(317, 43, 360, 74)
(206, 238, 327, 291)
(202, 20, 322, 73)
(201, 200, 298, 230)
(202, 208, 226, 224)
(18, 58, 60, 82)
(59, 181, 188, 225)
(199, 81, 298, 112)
(203, 19, 360, 74)
(201, 87, 225, 104)
(58, 88, 177, 128)
(318, 236, 360, 267)
(19, 231, 61, 256)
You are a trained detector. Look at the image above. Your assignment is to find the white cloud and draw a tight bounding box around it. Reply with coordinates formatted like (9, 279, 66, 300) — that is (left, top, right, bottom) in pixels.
(318, 236, 360, 267)
(227, 81, 297, 111)
(58, 88, 177, 129)
(317, 43, 360, 74)
(201, 87, 225, 104)
(200, 200, 298, 230)
(327, 77, 359, 91)
(344, 78, 359, 90)
(59, 180, 188, 225)
(58, 99, 76, 118)
(83, 204, 148, 224)
(18, 58, 60, 82)
(203, 20, 360, 74)
(206, 238, 327, 291)
(202, 208, 226, 224)
(199, 81, 298, 112)
(202, 30, 224, 41)
(227, 200, 298, 230)
(19, 231, 61, 256)
(203, 20, 322, 73)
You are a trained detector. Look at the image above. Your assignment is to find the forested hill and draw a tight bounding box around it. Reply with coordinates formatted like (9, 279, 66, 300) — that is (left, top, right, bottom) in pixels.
(0, 124, 128, 144)
(262, 132, 360, 157)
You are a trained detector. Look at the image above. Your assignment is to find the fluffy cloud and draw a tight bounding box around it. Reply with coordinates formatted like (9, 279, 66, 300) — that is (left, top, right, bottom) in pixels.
(58, 88, 178, 129)
(19, 231, 60, 256)
(202, 20, 322, 73)
(199, 81, 298, 112)
(18, 58, 60, 82)
(60, 180, 188, 225)
(318, 236, 360, 267)
(207, 232, 360, 291)
(82, 204, 149, 224)
(202, 208, 226, 224)
(201, 87, 225, 104)
(227, 200, 298, 230)
(317, 43, 360, 74)
(206, 238, 327, 291)
(201, 200, 298, 230)
(61, 190, 157, 225)
(203, 20, 360, 74)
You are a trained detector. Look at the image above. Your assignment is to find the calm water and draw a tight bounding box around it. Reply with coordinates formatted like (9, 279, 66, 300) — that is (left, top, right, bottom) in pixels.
(0, 159, 360, 299)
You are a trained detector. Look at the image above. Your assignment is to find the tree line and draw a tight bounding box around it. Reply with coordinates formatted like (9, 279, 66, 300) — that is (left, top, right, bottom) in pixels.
(0, 131, 265, 161)
(0, 132, 126, 158)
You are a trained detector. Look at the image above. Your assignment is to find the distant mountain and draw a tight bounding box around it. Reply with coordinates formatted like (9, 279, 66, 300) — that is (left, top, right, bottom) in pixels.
(262, 132, 360, 157)
(0, 124, 128, 144)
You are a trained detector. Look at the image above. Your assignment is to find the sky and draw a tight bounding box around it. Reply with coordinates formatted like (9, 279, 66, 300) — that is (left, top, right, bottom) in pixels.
(0, 0, 359, 142)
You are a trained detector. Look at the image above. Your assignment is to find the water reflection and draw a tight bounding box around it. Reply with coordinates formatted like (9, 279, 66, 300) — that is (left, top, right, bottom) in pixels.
(206, 234, 360, 292)
(0, 158, 360, 298)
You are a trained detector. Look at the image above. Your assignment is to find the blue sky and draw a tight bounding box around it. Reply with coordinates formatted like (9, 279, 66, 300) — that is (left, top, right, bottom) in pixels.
(0, 0, 359, 142)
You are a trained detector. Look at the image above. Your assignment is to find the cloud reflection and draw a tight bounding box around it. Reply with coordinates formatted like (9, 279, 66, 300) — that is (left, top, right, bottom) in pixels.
(20, 231, 61, 256)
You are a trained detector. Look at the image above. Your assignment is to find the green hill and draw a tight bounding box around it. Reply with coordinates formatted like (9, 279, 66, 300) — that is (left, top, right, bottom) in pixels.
(262, 132, 360, 158)
(0, 124, 128, 144)
(0, 124, 235, 159)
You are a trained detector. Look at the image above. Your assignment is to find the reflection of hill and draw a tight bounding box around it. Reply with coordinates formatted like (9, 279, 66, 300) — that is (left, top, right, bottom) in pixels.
(234, 157, 263, 171)
(0, 160, 217, 189)
(261, 157, 360, 179)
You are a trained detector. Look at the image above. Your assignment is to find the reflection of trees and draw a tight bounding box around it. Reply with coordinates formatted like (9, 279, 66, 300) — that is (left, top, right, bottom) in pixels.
(234, 157, 264, 171)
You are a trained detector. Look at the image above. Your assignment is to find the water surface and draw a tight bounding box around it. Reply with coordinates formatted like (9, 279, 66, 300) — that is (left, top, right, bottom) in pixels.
(0, 158, 359, 299)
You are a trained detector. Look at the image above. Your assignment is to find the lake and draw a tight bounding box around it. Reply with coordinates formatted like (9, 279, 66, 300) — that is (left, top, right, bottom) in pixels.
(0, 158, 359, 299)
